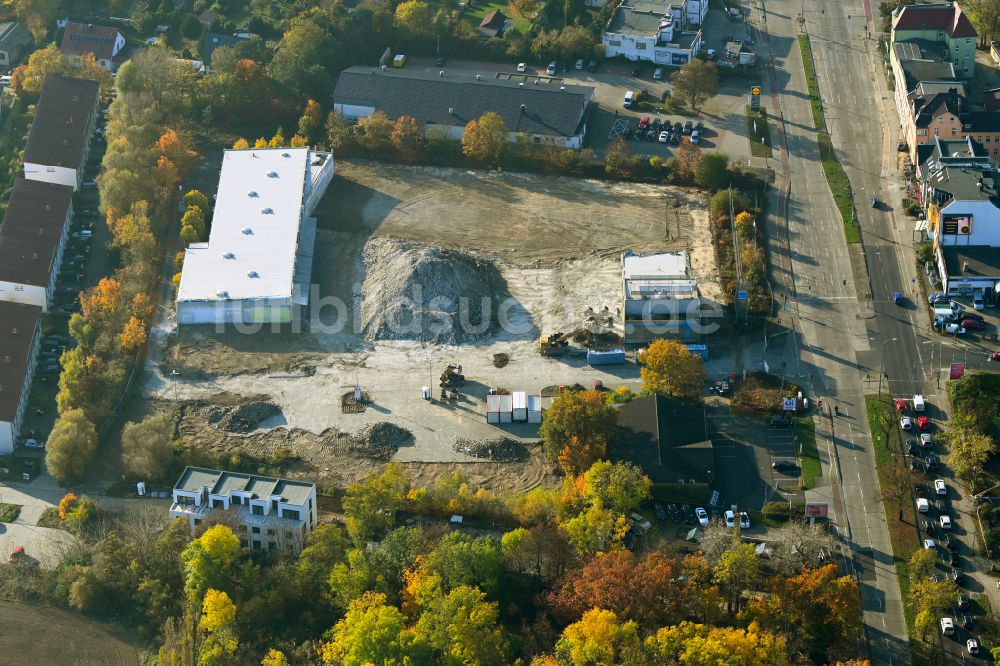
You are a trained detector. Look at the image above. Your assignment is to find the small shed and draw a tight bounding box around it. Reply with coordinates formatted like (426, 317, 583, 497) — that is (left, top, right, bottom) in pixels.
(498, 394, 513, 423)
(512, 392, 527, 421)
(486, 394, 501, 424)
(527, 395, 542, 423)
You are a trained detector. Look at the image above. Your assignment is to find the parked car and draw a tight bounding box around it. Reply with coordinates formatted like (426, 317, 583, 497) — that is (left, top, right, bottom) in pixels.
(630, 512, 651, 530)
(683, 120, 693, 134)
(690, 130, 700, 144)
(653, 503, 667, 521)
(961, 614, 974, 629)
(960, 310, 984, 322)
(944, 534, 957, 550)
(928, 293, 947, 305)
(587, 60, 597, 72)
(939, 515, 952, 529)
(920, 433, 933, 447)
(772, 460, 797, 471)
(960, 318, 985, 330)
(935, 479, 947, 495)
(724, 510, 736, 528)
(949, 551, 960, 567)
(659, 88, 670, 102)
(943, 323, 967, 335)
(923, 538, 936, 550)
(769, 416, 791, 427)
(957, 594, 971, 610)
(637, 115, 650, 130)
(895, 398, 907, 412)
(916, 498, 929, 513)
(516, 62, 527, 72)
(653, 67, 663, 80)
(575, 58, 584, 70)
(900, 417, 913, 431)
(892, 291, 903, 304)
(967, 638, 980, 655)
(739, 512, 750, 529)
(546, 61, 557, 75)
(695, 507, 709, 527)
(917, 416, 930, 430)
(907, 439, 919, 455)
(940, 617, 955, 635)
(974, 293, 985, 310)
(658, 131, 669, 143)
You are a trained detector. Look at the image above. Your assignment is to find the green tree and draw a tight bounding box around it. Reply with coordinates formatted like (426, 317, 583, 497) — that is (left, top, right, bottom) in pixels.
(414, 585, 510, 665)
(909, 577, 959, 641)
(184, 190, 211, 215)
(394, 0, 433, 34)
(298, 99, 323, 144)
(938, 418, 996, 481)
(326, 111, 357, 153)
(560, 504, 629, 556)
(540, 390, 617, 466)
(320, 592, 429, 666)
(121, 412, 175, 480)
(714, 542, 759, 616)
(640, 339, 706, 400)
(694, 152, 731, 191)
(180, 14, 203, 39)
(461, 112, 509, 165)
(46, 409, 98, 484)
(908, 547, 938, 581)
(672, 59, 720, 112)
(343, 462, 410, 543)
(580, 461, 651, 515)
(268, 13, 345, 99)
(416, 532, 504, 598)
(354, 111, 395, 154)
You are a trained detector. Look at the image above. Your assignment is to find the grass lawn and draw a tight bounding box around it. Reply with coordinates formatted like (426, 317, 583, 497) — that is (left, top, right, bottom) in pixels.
(797, 35, 860, 244)
(794, 416, 820, 490)
(0, 503, 20, 523)
(745, 106, 773, 158)
(865, 394, 921, 637)
(462, 1, 533, 35)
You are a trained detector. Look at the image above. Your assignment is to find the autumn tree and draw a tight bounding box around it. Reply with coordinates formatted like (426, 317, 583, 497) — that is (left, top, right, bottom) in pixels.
(694, 151, 731, 191)
(540, 390, 617, 472)
(326, 111, 357, 153)
(343, 463, 410, 543)
(200, 589, 239, 663)
(181, 206, 206, 240)
(232, 137, 250, 150)
(714, 542, 759, 616)
(560, 504, 629, 556)
(647, 620, 790, 665)
(578, 461, 651, 515)
(395, 0, 434, 34)
(501, 524, 575, 581)
(967, 0, 1000, 44)
(908, 548, 939, 581)
(734, 211, 754, 237)
(181, 525, 240, 603)
(46, 409, 98, 484)
(184, 190, 211, 215)
(909, 576, 959, 641)
(939, 417, 996, 481)
(12, 0, 58, 40)
(391, 115, 425, 157)
(414, 585, 510, 664)
(766, 521, 833, 576)
(157, 130, 199, 176)
(672, 140, 702, 184)
(546, 551, 682, 627)
(640, 338, 706, 400)
(605, 136, 637, 179)
(355, 111, 395, 154)
(320, 592, 430, 665)
(509, 0, 541, 19)
(121, 412, 174, 480)
(261, 650, 289, 666)
(672, 59, 720, 112)
(462, 112, 509, 165)
(554, 608, 646, 666)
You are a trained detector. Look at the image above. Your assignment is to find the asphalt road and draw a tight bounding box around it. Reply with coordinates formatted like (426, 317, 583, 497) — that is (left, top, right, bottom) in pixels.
(754, 0, 911, 662)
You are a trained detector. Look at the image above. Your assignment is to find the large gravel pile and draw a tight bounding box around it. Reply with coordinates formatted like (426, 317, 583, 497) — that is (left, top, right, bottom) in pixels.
(348, 422, 414, 459)
(361, 238, 507, 344)
(222, 401, 283, 433)
(453, 436, 528, 462)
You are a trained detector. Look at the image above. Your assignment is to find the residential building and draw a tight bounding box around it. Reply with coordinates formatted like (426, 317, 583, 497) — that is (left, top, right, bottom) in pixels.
(169, 466, 318, 552)
(175, 148, 334, 326)
(602, 0, 703, 66)
(0, 21, 32, 68)
(900, 86, 1000, 162)
(60, 21, 125, 71)
(891, 2, 977, 78)
(622, 251, 701, 343)
(0, 178, 74, 311)
(333, 66, 594, 150)
(0, 301, 42, 453)
(612, 394, 714, 484)
(202, 32, 250, 70)
(478, 10, 507, 38)
(22, 76, 99, 191)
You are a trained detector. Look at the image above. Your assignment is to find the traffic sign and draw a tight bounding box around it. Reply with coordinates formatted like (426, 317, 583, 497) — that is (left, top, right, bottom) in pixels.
(751, 86, 761, 96)
(737, 290, 749, 300)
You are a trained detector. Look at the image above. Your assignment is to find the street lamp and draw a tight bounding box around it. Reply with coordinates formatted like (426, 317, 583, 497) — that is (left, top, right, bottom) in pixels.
(870, 336, 897, 397)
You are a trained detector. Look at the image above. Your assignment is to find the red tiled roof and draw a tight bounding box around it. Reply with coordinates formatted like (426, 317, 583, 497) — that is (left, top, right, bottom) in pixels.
(60, 22, 120, 61)
(892, 2, 977, 39)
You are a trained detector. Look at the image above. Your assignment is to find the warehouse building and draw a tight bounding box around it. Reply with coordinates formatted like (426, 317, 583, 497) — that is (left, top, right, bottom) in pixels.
(22, 76, 100, 191)
(0, 301, 42, 453)
(621, 250, 701, 343)
(176, 148, 334, 326)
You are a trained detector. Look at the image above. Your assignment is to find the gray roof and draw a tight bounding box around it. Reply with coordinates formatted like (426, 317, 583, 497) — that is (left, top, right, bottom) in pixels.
(942, 246, 1000, 279)
(0, 22, 31, 51)
(202, 32, 248, 67)
(334, 66, 593, 138)
(23, 76, 99, 170)
(912, 81, 966, 97)
(175, 466, 315, 506)
(609, 6, 671, 35)
(899, 59, 958, 92)
(926, 164, 1000, 204)
(613, 394, 713, 483)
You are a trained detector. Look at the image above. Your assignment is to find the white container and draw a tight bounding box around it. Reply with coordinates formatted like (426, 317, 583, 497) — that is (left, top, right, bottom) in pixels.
(527, 395, 542, 424)
(486, 394, 501, 423)
(913, 394, 926, 412)
(512, 391, 527, 422)
(499, 394, 513, 423)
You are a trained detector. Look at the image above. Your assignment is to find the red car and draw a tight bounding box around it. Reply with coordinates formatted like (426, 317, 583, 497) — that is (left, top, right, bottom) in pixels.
(637, 115, 650, 130)
(960, 318, 985, 330)
(895, 399, 907, 412)
(917, 416, 930, 430)
(7, 545, 24, 564)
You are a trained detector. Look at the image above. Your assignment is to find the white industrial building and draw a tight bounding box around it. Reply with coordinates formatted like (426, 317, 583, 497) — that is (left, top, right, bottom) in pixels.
(169, 466, 317, 552)
(602, 0, 705, 66)
(622, 250, 701, 342)
(176, 148, 334, 326)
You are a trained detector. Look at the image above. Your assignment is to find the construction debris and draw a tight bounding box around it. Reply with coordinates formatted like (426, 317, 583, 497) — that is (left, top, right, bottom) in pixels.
(453, 436, 529, 462)
(348, 422, 414, 459)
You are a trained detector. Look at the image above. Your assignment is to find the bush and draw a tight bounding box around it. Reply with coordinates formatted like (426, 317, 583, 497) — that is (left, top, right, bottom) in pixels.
(0, 503, 21, 523)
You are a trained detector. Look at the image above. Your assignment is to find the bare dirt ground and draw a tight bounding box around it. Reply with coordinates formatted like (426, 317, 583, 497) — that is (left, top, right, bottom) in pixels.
(0, 600, 140, 665)
(145, 161, 716, 490)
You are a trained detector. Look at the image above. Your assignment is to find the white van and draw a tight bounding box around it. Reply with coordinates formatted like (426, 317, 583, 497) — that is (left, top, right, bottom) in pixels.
(913, 394, 926, 412)
(0, 75, 11, 85)
(623, 90, 635, 108)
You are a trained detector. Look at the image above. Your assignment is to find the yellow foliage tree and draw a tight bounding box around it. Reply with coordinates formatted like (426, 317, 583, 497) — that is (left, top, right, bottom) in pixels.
(734, 211, 754, 237)
(157, 130, 199, 176)
(261, 650, 289, 666)
(555, 608, 643, 666)
(461, 112, 509, 165)
(58, 491, 79, 520)
(290, 134, 309, 147)
(120, 316, 147, 351)
(201, 589, 237, 633)
(254, 137, 269, 149)
(647, 620, 790, 665)
(233, 138, 250, 150)
(268, 128, 286, 148)
(640, 339, 706, 400)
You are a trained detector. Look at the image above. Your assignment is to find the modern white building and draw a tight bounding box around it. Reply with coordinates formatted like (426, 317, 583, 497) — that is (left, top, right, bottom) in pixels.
(602, 0, 703, 66)
(175, 148, 334, 326)
(333, 66, 595, 150)
(169, 466, 318, 552)
(0, 179, 74, 311)
(0, 301, 42, 454)
(622, 250, 701, 343)
(22, 76, 100, 191)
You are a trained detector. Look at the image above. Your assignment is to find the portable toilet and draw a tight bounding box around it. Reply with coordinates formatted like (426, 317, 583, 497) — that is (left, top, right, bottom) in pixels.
(499, 394, 513, 423)
(527, 395, 542, 424)
(512, 392, 527, 422)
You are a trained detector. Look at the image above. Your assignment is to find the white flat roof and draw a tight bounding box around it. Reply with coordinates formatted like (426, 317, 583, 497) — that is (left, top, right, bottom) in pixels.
(177, 148, 310, 303)
(623, 251, 688, 279)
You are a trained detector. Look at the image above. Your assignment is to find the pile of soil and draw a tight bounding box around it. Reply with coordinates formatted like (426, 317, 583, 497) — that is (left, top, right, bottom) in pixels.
(360, 238, 508, 345)
(221, 401, 283, 433)
(347, 422, 414, 460)
(493, 353, 510, 368)
(453, 436, 529, 462)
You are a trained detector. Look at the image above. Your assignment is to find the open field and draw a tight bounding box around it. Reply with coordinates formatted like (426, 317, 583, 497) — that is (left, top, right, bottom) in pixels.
(0, 600, 140, 665)
(143, 161, 719, 488)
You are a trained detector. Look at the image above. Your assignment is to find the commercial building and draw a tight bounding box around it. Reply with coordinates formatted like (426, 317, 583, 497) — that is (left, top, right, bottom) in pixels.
(622, 251, 701, 343)
(612, 394, 714, 484)
(22, 76, 100, 191)
(169, 466, 317, 552)
(60, 21, 125, 71)
(0, 21, 32, 68)
(0, 178, 74, 311)
(175, 147, 334, 326)
(333, 66, 594, 150)
(890, 3, 976, 78)
(0, 301, 42, 454)
(602, 0, 704, 66)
